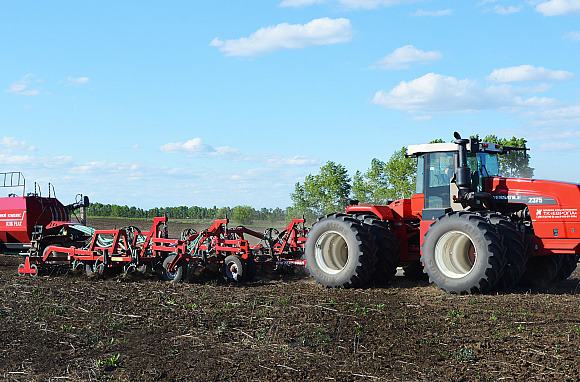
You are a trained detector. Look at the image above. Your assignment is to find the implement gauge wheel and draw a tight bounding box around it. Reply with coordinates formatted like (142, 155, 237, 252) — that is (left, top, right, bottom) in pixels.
(304, 213, 376, 288)
(421, 211, 506, 294)
(162, 254, 186, 283)
(222, 255, 247, 282)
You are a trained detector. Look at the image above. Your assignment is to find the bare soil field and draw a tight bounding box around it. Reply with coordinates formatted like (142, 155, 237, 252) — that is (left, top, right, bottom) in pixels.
(2, 218, 580, 381)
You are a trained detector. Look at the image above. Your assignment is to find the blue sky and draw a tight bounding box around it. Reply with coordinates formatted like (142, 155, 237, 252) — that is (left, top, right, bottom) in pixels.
(1, 0, 579, 209)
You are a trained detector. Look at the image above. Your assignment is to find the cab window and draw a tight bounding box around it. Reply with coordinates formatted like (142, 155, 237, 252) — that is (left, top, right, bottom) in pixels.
(423, 152, 454, 208)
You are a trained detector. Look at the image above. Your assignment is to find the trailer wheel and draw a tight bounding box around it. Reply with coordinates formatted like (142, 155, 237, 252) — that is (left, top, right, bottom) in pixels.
(421, 211, 505, 294)
(477, 213, 527, 291)
(162, 254, 186, 283)
(222, 255, 247, 282)
(305, 213, 376, 288)
(354, 214, 399, 285)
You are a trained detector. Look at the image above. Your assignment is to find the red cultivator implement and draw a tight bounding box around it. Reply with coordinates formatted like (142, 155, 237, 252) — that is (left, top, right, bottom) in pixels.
(16, 216, 308, 283)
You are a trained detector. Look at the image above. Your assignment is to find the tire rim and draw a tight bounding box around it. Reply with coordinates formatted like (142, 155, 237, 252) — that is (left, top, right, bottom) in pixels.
(225, 262, 240, 281)
(435, 230, 477, 278)
(314, 230, 349, 274)
(164, 256, 178, 280)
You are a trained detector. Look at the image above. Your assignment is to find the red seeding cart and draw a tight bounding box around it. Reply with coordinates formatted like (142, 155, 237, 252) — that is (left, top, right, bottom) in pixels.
(0, 172, 89, 269)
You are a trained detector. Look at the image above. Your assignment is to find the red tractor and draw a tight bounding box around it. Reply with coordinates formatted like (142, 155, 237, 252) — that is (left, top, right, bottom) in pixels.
(304, 132, 580, 294)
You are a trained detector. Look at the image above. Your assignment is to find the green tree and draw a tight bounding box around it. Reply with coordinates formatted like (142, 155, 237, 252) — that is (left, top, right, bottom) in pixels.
(216, 207, 230, 219)
(290, 161, 351, 220)
(352, 158, 390, 204)
(385, 147, 416, 199)
(232, 205, 255, 225)
(482, 135, 534, 178)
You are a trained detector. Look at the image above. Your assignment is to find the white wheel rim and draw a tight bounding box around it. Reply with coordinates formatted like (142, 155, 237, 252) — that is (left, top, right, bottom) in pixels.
(434, 230, 477, 278)
(314, 230, 349, 274)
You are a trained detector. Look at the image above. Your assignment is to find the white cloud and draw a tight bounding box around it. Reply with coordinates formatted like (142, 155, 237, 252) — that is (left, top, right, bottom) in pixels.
(535, 0, 580, 15)
(411, 9, 453, 16)
(371, 45, 443, 70)
(280, 0, 324, 5)
(371, 73, 514, 113)
(211, 18, 353, 57)
(159, 138, 217, 157)
(159, 138, 319, 168)
(280, 0, 421, 9)
(565, 30, 580, 40)
(6, 74, 41, 96)
(527, 105, 580, 127)
(69, 160, 144, 175)
(265, 155, 320, 167)
(512, 96, 559, 107)
(536, 141, 580, 151)
(487, 65, 574, 82)
(409, 115, 433, 121)
(0, 137, 36, 153)
(494, 4, 523, 14)
(66, 76, 90, 86)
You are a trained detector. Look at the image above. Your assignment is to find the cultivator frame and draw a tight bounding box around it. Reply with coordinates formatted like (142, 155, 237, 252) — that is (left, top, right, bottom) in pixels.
(16, 216, 308, 283)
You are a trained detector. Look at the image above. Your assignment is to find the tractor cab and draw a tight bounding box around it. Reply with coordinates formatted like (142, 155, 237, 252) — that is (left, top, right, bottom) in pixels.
(407, 134, 503, 214)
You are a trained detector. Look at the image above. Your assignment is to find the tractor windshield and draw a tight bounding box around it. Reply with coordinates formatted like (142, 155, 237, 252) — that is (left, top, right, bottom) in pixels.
(468, 153, 500, 191)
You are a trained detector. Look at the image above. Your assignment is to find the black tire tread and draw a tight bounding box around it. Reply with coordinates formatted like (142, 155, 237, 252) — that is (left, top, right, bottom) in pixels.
(421, 211, 506, 294)
(306, 213, 377, 288)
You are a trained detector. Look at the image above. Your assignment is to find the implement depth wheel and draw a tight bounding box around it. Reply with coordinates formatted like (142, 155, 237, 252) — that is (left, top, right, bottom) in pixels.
(222, 255, 247, 282)
(421, 212, 505, 294)
(162, 254, 186, 283)
(304, 213, 376, 288)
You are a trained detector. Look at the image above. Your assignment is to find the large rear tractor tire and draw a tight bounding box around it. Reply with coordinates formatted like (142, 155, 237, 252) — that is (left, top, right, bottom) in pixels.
(353, 214, 400, 285)
(421, 211, 506, 294)
(305, 214, 377, 288)
(477, 212, 527, 291)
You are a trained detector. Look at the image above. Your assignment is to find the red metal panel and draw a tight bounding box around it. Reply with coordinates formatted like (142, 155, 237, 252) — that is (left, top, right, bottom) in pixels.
(345, 205, 394, 220)
(487, 177, 580, 240)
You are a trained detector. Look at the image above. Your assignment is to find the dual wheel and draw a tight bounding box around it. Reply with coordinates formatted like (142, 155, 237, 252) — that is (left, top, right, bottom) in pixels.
(304, 213, 400, 288)
(421, 211, 507, 294)
(423, 211, 578, 293)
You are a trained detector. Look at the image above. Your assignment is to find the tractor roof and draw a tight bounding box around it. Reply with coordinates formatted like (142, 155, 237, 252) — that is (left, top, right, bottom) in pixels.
(407, 139, 503, 158)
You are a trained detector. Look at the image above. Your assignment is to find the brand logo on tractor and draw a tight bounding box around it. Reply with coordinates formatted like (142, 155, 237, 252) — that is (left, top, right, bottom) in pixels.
(535, 208, 578, 219)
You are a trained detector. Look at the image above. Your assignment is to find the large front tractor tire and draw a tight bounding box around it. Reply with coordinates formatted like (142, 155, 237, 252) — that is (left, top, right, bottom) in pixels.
(421, 212, 506, 294)
(305, 214, 377, 288)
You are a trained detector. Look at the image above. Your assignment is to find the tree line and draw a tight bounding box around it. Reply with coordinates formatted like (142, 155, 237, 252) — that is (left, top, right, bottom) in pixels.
(86, 203, 287, 225)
